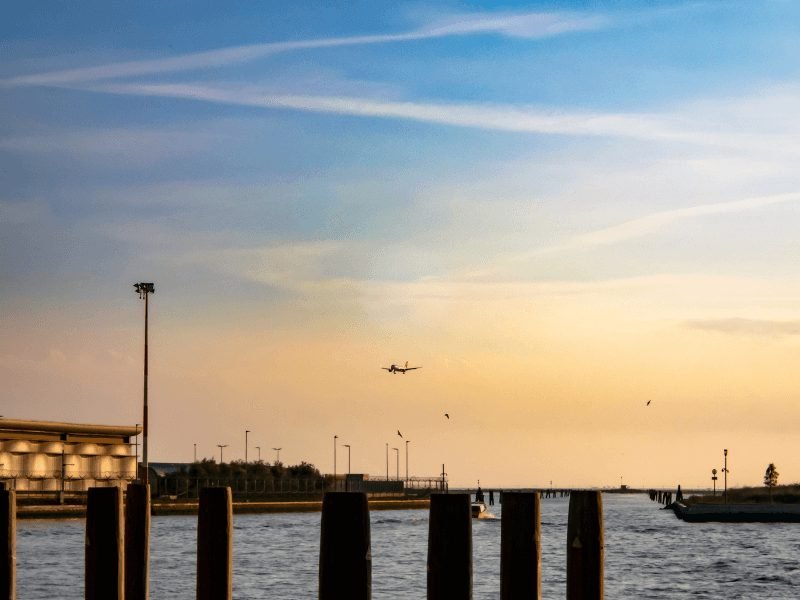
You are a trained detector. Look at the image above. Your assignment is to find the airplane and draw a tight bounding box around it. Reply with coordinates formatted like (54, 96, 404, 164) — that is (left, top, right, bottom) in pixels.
(382, 361, 422, 374)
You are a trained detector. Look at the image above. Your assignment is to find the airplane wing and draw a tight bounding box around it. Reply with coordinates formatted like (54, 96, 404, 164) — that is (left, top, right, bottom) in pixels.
(403, 366, 421, 371)
(381, 368, 392, 371)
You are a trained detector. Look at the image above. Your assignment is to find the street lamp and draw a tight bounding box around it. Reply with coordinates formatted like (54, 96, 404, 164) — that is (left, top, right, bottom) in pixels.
(133, 282, 155, 484)
(405, 440, 410, 485)
(333, 435, 338, 489)
(217, 444, 228, 464)
(393, 447, 399, 481)
(343, 445, 351, 474)
(255, 446, 261, 462)
(193, 443, 196, 463)
(245, 430, 250, 464)
(273, 447, 282, 463)
(723, 449, 729, 504)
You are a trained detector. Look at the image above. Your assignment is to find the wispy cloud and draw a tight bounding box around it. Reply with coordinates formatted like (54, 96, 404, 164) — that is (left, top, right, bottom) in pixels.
(534, 192, 800, 255)
(1, 11, 606, 87)
(685, 318, 800, 337)
(66, 81, 707, 143)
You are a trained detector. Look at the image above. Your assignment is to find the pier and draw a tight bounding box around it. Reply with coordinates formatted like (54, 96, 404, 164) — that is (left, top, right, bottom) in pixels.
(0, 484, 604, 599)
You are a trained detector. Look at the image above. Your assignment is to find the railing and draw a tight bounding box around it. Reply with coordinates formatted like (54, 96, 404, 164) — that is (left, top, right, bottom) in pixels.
(0, 483, 604, 600)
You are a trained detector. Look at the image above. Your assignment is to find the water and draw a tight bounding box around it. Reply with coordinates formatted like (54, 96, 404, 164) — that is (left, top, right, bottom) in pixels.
(16, 494, 800, 598)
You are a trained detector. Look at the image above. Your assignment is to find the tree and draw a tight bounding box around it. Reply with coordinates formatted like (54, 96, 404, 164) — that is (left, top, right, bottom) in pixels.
(764, 463, 779, 502)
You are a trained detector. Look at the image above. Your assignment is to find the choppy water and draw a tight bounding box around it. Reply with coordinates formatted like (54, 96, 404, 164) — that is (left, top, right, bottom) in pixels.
(16, 493, 800, 598)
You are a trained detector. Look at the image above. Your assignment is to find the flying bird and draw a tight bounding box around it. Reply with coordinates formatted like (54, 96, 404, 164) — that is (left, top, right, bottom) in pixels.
(444, 413, 450, 419)
(397, 430, 403, 438)
(646, 400, 651, 406)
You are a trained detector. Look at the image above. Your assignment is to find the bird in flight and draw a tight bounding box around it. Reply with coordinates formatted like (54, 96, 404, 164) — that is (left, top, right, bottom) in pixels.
(444, 413, 450, 419)
(646, 400, 651, 406)
(397, 430, 403, 438)
(382, 361, 422, 374)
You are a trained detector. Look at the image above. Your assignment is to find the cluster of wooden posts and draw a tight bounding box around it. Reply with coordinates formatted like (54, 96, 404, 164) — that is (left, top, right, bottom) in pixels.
(648, 490, 673, 505)
(1, 483, 604, 600)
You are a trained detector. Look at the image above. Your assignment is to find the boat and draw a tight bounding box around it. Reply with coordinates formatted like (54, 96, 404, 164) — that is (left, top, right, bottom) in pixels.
(471, 501, 488, 518)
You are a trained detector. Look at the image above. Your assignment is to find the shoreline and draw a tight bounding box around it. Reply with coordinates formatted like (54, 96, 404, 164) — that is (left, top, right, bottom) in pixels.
(16, 497, 430, 519)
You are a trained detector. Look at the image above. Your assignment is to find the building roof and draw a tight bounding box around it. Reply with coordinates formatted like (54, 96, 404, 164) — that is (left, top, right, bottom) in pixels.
(0, 418, 140, 437)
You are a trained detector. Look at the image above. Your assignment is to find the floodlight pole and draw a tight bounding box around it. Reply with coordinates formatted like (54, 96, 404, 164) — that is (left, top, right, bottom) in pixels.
(134, 282, 155, 485)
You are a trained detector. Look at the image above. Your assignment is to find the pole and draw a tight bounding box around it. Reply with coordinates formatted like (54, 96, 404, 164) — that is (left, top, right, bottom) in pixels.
(85, 487, 124, 600)
(333, 435, 338, 490)
(197, 487, 233, 600)
(405, 440, 409, 485)
(385, 443, 388, 481)
(193, 443, 196, 463)
(393, 448, 399, 481)
(1, 488, 15, 600)
(427, 493, 472, 598)
(125, 483, 150, 600)
(724, 449, 728, 504)
(500, 492, 541, 599)
(566, 491, 603, 600)
(143, 291, 149, 485)
(319, 492, 371, 599)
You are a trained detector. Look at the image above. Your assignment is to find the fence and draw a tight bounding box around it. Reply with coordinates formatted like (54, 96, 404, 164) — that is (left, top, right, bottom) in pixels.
(0, 482, 604, 599)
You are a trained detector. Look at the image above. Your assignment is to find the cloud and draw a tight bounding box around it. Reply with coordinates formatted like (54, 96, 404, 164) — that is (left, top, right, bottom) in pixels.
(67, 81, 708, 143)
(685, 318, 800, 337)
(533, 191, 800, 255)
(1, 11, 606, 87)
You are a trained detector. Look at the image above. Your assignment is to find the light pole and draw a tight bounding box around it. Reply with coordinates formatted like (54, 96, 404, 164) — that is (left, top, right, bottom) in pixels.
(711, 468, 718, 496)
(405, 440, 410, 485)
(393, 447, 399, 480)
(273, 447, 282, 463)
(217, 444, 228, 464)
(256, 446, 261, 462)
(193, 443, 196, 463)
(333, 435, 338, 490)
(385, 442, 389, 480)
(133, 282, 155, 484)
(723, 449, 729, 504)
(245, 430, 250, 464)
(343, 445, 351, 474)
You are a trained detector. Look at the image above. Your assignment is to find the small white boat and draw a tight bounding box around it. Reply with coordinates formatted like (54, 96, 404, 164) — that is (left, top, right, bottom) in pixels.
(471, 501, 488, 518)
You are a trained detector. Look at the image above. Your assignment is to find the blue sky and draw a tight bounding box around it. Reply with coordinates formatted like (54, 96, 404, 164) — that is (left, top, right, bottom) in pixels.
(3, 1, 800, 486)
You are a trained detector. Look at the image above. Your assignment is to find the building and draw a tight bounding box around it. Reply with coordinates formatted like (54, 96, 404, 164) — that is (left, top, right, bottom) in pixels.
(0, 418, 139, 491)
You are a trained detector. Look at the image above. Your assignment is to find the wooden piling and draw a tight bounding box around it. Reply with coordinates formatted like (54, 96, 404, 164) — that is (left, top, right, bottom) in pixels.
(1, 489, 15, 600)
(567, 491, 603, 600)
(319, 492, 371, 600)
(125, 483, 150, 600)
(427, 493, 471, 600)
(500, 492, 540, 600)
(85, 486, 124, 600)
(197, 487, 233, 600)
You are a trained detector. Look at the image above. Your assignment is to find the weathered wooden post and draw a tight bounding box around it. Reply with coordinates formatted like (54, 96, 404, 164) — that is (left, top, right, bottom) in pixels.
(1, 487, 15, 600)
(125, 483, 150, 600)
(197, 487, 233, 600)
(567, 491, 603, 600)
(319, 492, 371, 600)
(85, 486, 124, 600)
(427, 493, 471, 599)
(500, 492, 540, 599)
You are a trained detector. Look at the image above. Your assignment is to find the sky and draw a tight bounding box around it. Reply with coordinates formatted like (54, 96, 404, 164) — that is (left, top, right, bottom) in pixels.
(3, 1, 800, 488)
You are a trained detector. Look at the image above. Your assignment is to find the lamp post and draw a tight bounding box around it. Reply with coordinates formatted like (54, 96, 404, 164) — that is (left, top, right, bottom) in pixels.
(245, 430, 250, 464)
(711, 468, 718, 496)
(723, 449, 729, 504)
(385, 442, 389, 480)
(256, 446, 261, 462)
(273, 447, 282, 463)
(405, 440, 410, 485)
(343, 445, 351, 474)
(193, 443, 196, 463)
(133, 282, 155, 484)
(393, 447, 399, 481)
(333, 435, 338, 490)
(217, 444, 228, 464)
